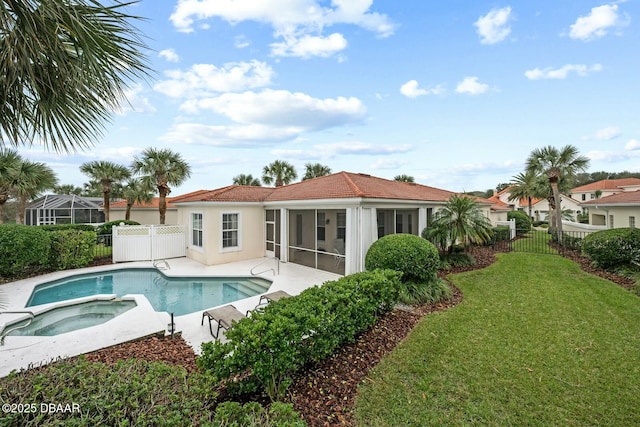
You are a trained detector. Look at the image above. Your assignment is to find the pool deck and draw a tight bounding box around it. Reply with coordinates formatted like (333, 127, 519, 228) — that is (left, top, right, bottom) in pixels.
(0, 257, 340, 378)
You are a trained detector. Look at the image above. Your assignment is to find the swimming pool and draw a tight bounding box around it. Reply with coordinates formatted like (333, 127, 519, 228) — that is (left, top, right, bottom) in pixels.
(6, 299, 137, 337)
(26, 269, 272, 316)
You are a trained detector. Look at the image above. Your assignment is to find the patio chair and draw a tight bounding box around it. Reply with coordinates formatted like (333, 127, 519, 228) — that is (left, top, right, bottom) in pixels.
(333, 248, 344, 266)
(201, 304, 245, 338)
(254, 290, 291, 312)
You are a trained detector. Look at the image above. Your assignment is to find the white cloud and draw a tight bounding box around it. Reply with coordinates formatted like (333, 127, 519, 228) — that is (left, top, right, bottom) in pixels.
(569, 4, 628, 41)
(625, 139, 640, 151)
(474, 7, 512, 45)
(399, 80, 444, 98)
(525, 64, 603, 80)
(455, 76, 490, 95)
(270, 142, 412, 160)
(169, 0, 396, 58)
(270, 33, 348, 58)
(115, 84, 156, 115)
(161, 123, 302, 146)
(591, 126, 622, 140)
(154, 60, 274, 98)
(159, 48, 180, 62)
(180, 89, 366, 130)
(235, 36, 251, 48)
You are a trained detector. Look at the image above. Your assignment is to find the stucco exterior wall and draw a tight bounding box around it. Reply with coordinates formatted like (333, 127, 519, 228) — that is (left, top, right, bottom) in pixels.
(109, 209, 177, 225)
(178, 204, 264, 266)
(587, 206, 640, 229)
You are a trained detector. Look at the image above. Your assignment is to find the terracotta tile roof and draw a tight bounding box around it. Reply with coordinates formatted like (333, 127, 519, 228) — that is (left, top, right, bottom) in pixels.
(263, 172, 455, 202)
(109, 189, 212, 209)
(571, 178, 640, 193)
(581, 190, 640, 206)
(176, 185, 276, 203)
(171, 172, 457, 204)
(486, 196, 512, 211)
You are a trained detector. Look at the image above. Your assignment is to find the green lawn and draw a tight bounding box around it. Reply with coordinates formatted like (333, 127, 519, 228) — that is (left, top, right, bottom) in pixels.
(512, 229, 557, 254)
(355, 253, 640, 426)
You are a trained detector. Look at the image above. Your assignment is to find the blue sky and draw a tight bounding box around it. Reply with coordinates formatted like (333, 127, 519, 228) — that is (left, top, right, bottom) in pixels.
(20, 0, 640, 195)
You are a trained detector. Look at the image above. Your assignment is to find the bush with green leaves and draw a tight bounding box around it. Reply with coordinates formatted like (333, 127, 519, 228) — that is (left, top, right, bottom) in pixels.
(490, 225, 511, 243)
(198, 269, 401, 401)
(582, 228, 640, 269)
(48, 229, 97, 270)
(365, 234, 439, 283)
(0, 357, 218, 426)
(214, 402, 305, 427)
(95, 219, 140, 236)
(38, 224, 97, 232)
(508, 210, 532, 234)
(0, 224, 51, 277)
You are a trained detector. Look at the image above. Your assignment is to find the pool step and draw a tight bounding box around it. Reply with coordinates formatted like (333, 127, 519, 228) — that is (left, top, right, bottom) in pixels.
(228, 280, 270, 299)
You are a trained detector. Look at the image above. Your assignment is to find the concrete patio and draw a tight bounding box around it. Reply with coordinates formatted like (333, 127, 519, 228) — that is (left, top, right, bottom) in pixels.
(0, 257, 340, 377)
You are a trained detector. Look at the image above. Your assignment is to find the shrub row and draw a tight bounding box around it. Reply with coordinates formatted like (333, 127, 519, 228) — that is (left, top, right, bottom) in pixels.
(0, 224, 97, 277)
(0, 358, 219, 426)
(198, 269, 401, 401)
(582, 228, 640, 269)
(508, 210, 532, 235)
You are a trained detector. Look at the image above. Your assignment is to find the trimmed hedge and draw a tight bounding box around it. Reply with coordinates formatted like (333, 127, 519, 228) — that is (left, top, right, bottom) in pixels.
(38, 224, 97, 232)
(0, 224, 51, 277)
(582, 228, 640, 269)
(365, 234, 439, 283)
(49, 229, 97, 270)
(198, 269, 401, 401)
(0, 358, 218, 426)
(95, 219, 140, 237)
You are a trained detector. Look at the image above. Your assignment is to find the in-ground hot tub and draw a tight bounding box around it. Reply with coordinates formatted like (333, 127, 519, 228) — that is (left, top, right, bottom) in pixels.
(3, 299, 137, 337)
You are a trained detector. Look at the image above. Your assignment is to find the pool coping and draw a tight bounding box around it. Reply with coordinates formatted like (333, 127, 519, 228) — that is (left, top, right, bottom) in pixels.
(0, 257, 340, 377)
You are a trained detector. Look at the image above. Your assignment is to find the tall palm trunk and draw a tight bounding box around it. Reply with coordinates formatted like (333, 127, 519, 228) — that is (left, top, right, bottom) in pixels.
(17, 196, 28, 224)
(548, 168, 563, 244)
(125, 203, 133, 220)
(158, 185, 169, 224)
(102, 191, 110, 222)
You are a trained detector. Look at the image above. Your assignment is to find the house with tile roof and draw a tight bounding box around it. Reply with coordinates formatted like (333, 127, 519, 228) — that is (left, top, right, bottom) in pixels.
(488, 187, 581, 222)
(570, 178, 640, 203)
(171, 171, 492, 276)
(581, 190, 640, 229)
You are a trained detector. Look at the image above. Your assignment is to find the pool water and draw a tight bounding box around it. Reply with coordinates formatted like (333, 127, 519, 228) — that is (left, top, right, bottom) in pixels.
(27, 269, 271, 316)
(6, 300, 137, 336)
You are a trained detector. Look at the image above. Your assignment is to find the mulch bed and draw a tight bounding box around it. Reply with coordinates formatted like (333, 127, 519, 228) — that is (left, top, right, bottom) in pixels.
(13, 246, 638, 426)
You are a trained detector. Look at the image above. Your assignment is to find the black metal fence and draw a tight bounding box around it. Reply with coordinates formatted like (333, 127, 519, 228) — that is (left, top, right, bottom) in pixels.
(495, 229, 588, 255)
(94, 233, 113, 260)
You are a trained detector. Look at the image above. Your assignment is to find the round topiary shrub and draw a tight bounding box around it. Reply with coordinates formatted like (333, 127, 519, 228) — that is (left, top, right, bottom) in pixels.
(365, 234, 439, 283)
(95, 219, 140, 236)
(507, 210, 532, 234)
(582, 228, 640, 269)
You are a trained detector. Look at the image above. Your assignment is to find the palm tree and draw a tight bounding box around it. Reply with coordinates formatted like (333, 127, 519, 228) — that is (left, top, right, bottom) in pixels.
(262, 160, 297, 187)
(233, 174, 261, 186)
(423, 194, 493, 253)
(121, 178, 154, 220)
(0, 0, 150, 152)
(55, 184, 83, 195)
(131, 148, 191, 224)
(80, 161, 131, 222)
(0, 148, 21, 223)
(508, 170, 541, 221)
(12, 160, 58, 224)
(302, 163, 332, 180)
(394, 174, 415, 183)
(526, 145, 590, 243)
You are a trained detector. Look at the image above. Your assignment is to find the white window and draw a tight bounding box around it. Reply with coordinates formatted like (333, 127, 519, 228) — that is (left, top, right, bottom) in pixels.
(630, 216, 636, 228)
(191, 213, 203, 248)
(609, 215, 614, 229)
(317, 212, 326, 241)
(337, 212, 346, 240)
(222, 213, 240, 250)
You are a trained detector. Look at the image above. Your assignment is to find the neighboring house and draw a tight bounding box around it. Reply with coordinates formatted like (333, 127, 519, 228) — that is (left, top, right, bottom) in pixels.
(483, 194, 513, 222)
(108, 190, 210, 225)
(172, 171, 490, 276)
(570, 178, 640, 203)
(581, 190, 640, 229)
(25, 194, 105, 225)
(489, 187, 580, 222)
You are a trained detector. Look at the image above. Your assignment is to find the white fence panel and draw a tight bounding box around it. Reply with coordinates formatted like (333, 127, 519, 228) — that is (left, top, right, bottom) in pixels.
(113, 225, 186, 263)
(152, 225, 187, 260)
(495, 219, 516, 239)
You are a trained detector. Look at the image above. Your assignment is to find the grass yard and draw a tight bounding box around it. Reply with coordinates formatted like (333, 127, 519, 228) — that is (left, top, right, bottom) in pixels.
(355, 253, 640, 426)
(512, 229, 557, 254)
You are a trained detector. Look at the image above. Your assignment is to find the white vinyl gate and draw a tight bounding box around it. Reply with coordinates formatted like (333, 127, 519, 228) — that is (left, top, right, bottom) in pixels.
(112, 225, 186, 263)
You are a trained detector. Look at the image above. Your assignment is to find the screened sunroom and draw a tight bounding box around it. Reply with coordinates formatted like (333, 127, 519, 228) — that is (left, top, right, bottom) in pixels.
(25, 195, 105, 226)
